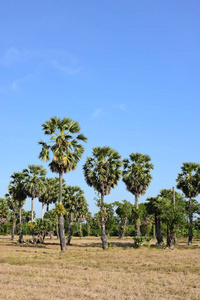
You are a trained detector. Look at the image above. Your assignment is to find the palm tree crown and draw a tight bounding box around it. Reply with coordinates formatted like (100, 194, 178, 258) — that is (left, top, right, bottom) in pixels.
(83, 146, 122, 197)
(39, 116, 87, 175)
(122, 152, 154, 207)
(63, 185, 88, 219)
(176, 162, 200, 199)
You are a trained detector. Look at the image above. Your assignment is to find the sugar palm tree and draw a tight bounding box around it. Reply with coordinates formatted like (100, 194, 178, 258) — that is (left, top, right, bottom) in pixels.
(8, 172, 27, 243)
(122, 153, 154, 236)
(39, 116, 87, 251)
(63, 185, 88, 244)
(23, 165, 47, 222)
(0, 198, 9, 225)
(83, 146, 122, 249)
(5, 192, 18, 240)
(176, 162, 200, 244)
(39, 177, 59, 219)
(123, 153, 154, 208)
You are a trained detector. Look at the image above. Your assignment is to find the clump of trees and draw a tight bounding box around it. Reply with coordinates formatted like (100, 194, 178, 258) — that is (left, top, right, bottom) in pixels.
(1, 116, 200, 251)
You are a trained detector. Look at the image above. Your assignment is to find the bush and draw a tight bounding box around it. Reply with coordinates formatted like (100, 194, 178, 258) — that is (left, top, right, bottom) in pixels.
(133, 236, 152, 248)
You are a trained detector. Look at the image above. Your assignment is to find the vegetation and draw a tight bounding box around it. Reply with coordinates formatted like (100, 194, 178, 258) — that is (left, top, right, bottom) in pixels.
(83, 146, 122, 249)
(38, 116, 87, 251)
(176, 162, 200, 244)
(1, 115, 200, 300)
(8, 172, 27, 243)
(122, 153, 154, 235)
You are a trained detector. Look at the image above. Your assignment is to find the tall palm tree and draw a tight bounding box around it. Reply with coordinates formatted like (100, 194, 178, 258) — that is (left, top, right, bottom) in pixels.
(176, 162, 200, 244)
(39, 116, 87, 251)
(23, 165, 47, 222)
(63, 185, 88, 244)
(122, 153, 154, 236)
(8, 172, 27, 243)
(83, 146, 122, 249)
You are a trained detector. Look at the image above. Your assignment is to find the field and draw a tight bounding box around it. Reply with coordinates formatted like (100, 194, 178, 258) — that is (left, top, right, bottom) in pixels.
(0, 236, 200, 300)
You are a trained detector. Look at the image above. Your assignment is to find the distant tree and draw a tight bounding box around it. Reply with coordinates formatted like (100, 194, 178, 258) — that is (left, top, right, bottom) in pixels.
(0, 198, 9, 226)
(32, 218, 54, 243)
(147, 190, 187, 246)
(63, 185, 88, 244)
(176, 162, 200, 244)
(5, 193, 17, 240)
(44, 208, 58, 239)
(158, 189, 186, 247)
(83, 146, 122, 249)
(39, 177, 59, 219)
(114, 200, 134, 238)
(8, 172, 27, 243)
(146, 196, 163, 244)
(91, 213, 101, 236)
(39, 116, 87, 251)
(85, 212, 93, 236)
(22, 210, 36, 223)
(138, 203, 154, 237)
(23, 165, 47, 222)
(122, 153, 154, 235)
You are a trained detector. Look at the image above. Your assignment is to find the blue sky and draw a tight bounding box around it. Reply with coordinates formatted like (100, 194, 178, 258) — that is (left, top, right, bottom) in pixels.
(1, 0, 200, 218)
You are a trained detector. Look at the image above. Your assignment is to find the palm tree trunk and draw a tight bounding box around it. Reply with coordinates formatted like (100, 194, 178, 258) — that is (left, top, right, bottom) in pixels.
(135, 194, 141, 236)
(120, 217, 127, 239)
(188, 197, 193, 245)
(46, 203, 49, 218)
(42, 203, 44, 219)
(31, 197, 34, 222)
(56, 223, 59, 239)
(100, 193, 108, 249)
(155, 213, 163, 244)
(11, 209, 15, 241)
(58, 171, 66, 251)
(67, 213, 73, 245)
(166, 225, 172, 248)
(19, 203, 24, 243)
(135, 194, 139, 209)
(79, 222, 82, 238)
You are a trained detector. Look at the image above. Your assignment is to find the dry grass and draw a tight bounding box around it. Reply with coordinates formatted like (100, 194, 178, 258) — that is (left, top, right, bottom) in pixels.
(0, 236, 200, 299)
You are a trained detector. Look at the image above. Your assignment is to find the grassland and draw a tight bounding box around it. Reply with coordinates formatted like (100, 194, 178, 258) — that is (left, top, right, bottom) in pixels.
(0, 236, 200, 300)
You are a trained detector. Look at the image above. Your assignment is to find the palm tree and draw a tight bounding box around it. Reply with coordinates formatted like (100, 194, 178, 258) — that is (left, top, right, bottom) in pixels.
(0, 198, 9, 225)
(39, 177, 59, 219)
(5, 193, 17, 240)
(114, 200, 134, 238)
(83, 146, 122, 249)
(176, 162, 200, 244)
(122, 153, 154, 236)
(39, 116, 87, 251)
(8, 172, 27, 243)
(23, 165, 47, 222)
(63, 185, 88, 244)
(146, 196, 163, 244)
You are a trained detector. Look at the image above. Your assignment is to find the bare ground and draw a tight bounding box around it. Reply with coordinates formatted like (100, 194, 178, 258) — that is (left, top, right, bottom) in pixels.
(0, 236, 200, 300)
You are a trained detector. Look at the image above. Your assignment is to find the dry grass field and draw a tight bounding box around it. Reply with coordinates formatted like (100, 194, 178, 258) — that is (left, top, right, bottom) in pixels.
(0, 236, 200, 300)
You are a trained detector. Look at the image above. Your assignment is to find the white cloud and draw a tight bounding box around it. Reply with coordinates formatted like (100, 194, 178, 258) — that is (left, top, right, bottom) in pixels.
(0, 47, 31, 67)
(51, 60, 82, 75)
(113, 103, 129, 113)
(0, 48, 83, 76)
(91, 108, 103, 119)
(11, 73, 36, 91)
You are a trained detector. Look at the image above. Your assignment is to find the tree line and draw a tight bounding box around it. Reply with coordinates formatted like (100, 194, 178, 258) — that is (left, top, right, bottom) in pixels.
(0, 116, 200, 251)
